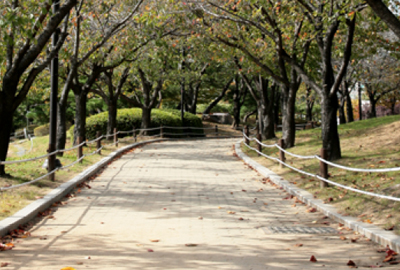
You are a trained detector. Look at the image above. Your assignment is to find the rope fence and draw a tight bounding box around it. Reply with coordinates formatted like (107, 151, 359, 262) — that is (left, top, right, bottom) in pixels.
(0, 125, 224, 191)
(241, 125, 400, 202)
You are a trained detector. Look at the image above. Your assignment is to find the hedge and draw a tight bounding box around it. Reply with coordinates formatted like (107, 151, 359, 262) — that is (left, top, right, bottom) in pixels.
(68, 108, 204, 140)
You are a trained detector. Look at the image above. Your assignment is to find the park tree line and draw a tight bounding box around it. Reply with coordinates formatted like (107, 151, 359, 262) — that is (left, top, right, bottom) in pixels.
(1, 0, 400, 176)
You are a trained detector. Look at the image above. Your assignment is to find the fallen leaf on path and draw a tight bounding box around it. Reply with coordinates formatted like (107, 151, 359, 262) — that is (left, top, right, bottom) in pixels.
(147, 249, 154, 252)
(185, 244, 197, 247)
(238, 217, 244, 220)
(389, 261, 400, 265)
(347, 260, 356, 267)
(310, 255, 317, 262)
(84, 256, 91, 260)
(306, 208, 317, 213)
(150, 239, 159, 242)
(242, 189, 247, 192)
(351, 238, 358, 243)
(294, 243, 303, 247)
(0, 243, 14, 251)
(384, 255, 395, 262)
(340, 236, 347, 241)
(198, 216, 203, 220)
(385, 225, 395, 231)
(0, 262, 9, 267)
(76, 262, 83, 265)
(263, 203, 268, 205)
(60, 267, 76, 270)
(227, 211, 236, 214)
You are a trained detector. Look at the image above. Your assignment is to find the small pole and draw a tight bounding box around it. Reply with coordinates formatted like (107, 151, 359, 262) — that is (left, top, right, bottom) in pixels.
(96, 131, 102, 155)
(320, 148, 329, 188)
(215, 125, 218, 137)
(274, 123, 277, 132)
(133, 126, 136, 142)
(245, 125, 249, 145)
(278, 139, 285, 168)
(257, 133, 262, 156)
(160, 125, 163, 138)
(78, 136, 83, 163)
(114, 128, 118, 147)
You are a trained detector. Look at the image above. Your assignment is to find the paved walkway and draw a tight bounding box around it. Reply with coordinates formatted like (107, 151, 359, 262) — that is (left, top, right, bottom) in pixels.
(3, 139, 394, 269)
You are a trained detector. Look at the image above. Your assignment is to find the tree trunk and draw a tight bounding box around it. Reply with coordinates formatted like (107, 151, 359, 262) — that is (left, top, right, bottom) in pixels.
(202, 78, 233, 115)
(321, 93, 341, 160)
(73, 91, 87, 144)
(232, 101, 241, 129)
(345, 89, 354, 123)
(141, 107, 152, 135)
(281, 85, 296, 148)
(243, 109, 257, 124)
(258, 104, 275, 139)
(368, 98, 377, 118)
(0, 109, 14, 175)
(339, 97, 346, 124)
(390, 97, 396, 115)
(56, 102, 67, 156)
(107, 102, 118, 139)
(358, 85, 363, 121)
(274, 91, 281, 127)
(306, 88, 314, 122)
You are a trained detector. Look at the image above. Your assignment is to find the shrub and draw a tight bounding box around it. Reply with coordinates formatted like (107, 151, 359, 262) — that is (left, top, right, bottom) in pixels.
(69, 108, 203, 140)
(197, 103, 233, 114)
(34, 124, 50, 137)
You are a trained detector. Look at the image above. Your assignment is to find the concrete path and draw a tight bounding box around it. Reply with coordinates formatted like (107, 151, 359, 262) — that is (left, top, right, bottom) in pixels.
(3, 139, 394, 269)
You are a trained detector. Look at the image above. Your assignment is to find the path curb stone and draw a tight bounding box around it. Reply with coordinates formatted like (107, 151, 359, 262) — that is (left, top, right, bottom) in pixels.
(234, 140, 400, 252)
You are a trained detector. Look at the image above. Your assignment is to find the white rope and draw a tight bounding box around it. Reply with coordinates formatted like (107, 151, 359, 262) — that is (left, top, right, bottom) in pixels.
(0, 168, 58, 191)
(86, 135, 105, 145)
(242, 142, 400, 202)
(253, 137, 277, 148)
(242, 133, 400, 172)
(58, 141, 87, 153)
(139, 127, 161, 132)
(242, 131, 256, 142)
(118, 130, 134, 135)
(1, 146, 104, 191)
(0, 150, 60, 165)
(315, 156, 400, 173)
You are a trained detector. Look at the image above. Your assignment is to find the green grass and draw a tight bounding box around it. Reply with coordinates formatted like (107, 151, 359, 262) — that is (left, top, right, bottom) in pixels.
(242, 115, 400, 234)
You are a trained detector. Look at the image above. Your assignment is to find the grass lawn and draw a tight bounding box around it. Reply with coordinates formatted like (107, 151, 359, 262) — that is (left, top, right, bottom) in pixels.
(242, 115, 400, 234)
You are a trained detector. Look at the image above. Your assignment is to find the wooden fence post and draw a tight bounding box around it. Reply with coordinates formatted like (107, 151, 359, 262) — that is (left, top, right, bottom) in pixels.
(133, 126, 137, 142)
(257, 133, 262, 156)
(319, 148, 329, 188)
(96, 131, 102, 155)
(245, 125, 249, 145)
(279, 139, 285, 168)
(215, 125, 218, 137)
(77, 136, 83, 163)
(160, 125, 163, 138)
(114, 128, 118, 147)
